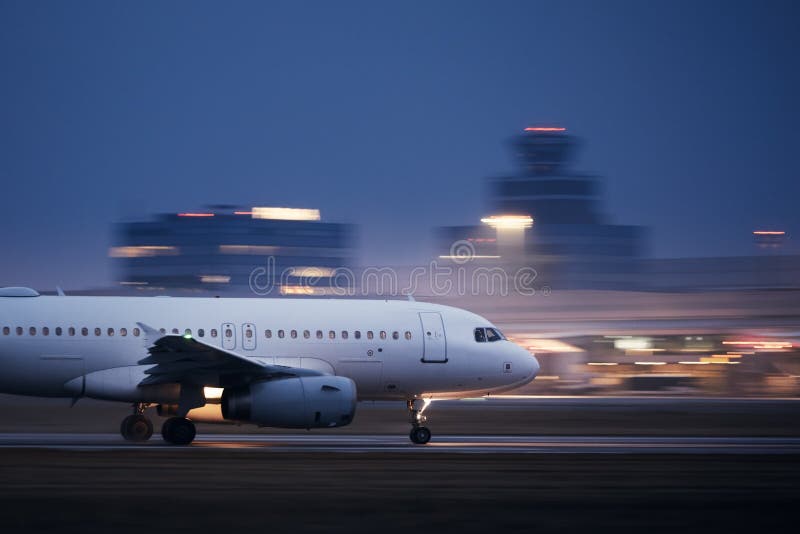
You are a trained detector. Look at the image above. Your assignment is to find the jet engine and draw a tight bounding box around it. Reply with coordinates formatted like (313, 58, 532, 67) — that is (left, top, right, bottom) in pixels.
(221, 376, 357, 429)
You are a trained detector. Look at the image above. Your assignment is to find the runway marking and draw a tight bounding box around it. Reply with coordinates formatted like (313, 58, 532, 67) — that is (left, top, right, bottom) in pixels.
(0, 433, 799, 454)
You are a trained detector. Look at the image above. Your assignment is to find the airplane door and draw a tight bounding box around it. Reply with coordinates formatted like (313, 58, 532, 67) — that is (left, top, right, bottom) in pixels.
(419, 312, 447, 363)
(222, 323, 236, 350)
(242, 323, 256, 351)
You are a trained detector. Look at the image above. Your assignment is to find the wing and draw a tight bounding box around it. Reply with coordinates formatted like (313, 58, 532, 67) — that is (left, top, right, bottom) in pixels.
(136, 322, 324, 388)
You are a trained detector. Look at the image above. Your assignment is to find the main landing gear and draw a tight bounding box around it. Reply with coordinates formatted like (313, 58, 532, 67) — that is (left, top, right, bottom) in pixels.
(161, 416, 196, 446)
(120, 403, 154, 442)
(408, 399, 432, 445)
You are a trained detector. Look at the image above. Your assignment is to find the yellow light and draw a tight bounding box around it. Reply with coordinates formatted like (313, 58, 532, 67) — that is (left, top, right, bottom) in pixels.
(679, 361, 710, 365)
(280, 285, 323, 295)
(203, 387, 224, 400)
(252, 207, 321, 221)
(634, 361, 667, 365)
(288, 266, 336, 278)
(200, 275, 231, 284)
(480, 215, 533, 229)
(587, 362, 618, 366)
(109, 246, 179, 258)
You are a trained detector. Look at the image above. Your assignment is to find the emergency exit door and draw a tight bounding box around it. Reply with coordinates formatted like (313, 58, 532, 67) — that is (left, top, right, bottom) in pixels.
(419, 312, 447, 363)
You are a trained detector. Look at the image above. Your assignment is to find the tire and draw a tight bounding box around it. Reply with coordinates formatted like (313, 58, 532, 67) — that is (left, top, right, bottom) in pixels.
(409, 426, 431, 445)
(162, 417, 196, 445)
(120, 414, 153, 442)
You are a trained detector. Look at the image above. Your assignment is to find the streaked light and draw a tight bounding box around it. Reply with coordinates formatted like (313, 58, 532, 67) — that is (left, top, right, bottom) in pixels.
(679, 361, 710, 365)
(587, 362, 618, 366)
(200, 275, 231, 284)
(177, 213, 215, 217)
(534, 375, 560, 380)
(614, 337, 652, 350)
(634, 361, 667, 365)
(753, 231, 786, 235)
(524, 127, 566, 132)
(438, 255, 501, 260)
(288, 266, 336, 278)
(481, 215, 533, 229)
(520, 338, 583, 353)
(219, 245, 280, 255)
(280, 285, 324, 295)
(119, 281, 149, 286)
(252, 207, 321, 221)
(109, 246, 179, 258)
(234, 211, 252, 215)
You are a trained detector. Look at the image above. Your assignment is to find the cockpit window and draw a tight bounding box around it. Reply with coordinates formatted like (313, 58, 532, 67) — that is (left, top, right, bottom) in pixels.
(474, 328, 486, 342)
(486, 328, 503, 342)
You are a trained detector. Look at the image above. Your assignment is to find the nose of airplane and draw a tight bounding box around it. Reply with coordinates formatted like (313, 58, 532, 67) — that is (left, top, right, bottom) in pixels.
(514, 343, 539, 379)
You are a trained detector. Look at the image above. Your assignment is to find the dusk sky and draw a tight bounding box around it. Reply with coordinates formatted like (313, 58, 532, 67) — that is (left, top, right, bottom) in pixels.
(1, 0, 798, 289)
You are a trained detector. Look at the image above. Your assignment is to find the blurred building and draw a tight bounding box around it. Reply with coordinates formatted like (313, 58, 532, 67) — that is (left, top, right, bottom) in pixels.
(438, 127, 646, 290)
(111, 205, 355, 295)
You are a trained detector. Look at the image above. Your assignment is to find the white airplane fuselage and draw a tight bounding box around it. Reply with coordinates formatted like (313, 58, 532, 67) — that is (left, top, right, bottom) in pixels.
(0, 295, 539, 406)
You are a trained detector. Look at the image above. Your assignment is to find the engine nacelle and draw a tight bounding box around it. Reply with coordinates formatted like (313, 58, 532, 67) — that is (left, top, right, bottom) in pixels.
(221, 376, 357, 429)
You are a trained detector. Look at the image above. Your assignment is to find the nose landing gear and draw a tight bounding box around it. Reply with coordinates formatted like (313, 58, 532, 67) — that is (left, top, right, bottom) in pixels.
(120, 403, 153, 442)
(408, 399, 432, 445)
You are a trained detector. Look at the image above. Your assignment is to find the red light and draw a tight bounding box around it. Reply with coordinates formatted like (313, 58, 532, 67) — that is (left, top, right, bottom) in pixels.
(177, 213, 215, 217)
(524, 127, 566, 132)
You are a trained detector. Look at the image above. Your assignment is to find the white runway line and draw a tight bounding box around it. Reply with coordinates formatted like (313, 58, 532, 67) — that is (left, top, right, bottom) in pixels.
(0, 433, 799, 454)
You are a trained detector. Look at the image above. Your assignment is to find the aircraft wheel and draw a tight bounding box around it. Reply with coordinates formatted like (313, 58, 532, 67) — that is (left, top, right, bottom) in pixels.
(162, 417, 196, 445)
(120, 414, 153, 442)
(409, 426, 431, 445)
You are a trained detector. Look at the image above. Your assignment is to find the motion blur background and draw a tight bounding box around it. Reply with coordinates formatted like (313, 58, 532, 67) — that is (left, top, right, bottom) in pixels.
(1, 0, 799, 398)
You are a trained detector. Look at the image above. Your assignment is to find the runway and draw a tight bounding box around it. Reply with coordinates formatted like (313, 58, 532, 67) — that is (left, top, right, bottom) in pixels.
(1, 432, 799, 454)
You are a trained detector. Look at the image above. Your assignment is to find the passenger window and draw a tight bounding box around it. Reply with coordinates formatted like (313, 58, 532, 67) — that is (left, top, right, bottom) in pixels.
(225, 328, 233, 338)
(198, 329, 204, 338)
(367, 331, 373, 340)
(341, 331, 348, 340)
(486, 328, 502, 342)
(265, 329, 272, 339)
(43, 327, 50, 336)
(392, 331, 399, 340)
(316, 330, 323, 339)
(30, 327, 37, 336)
(474, 328, 486, 342)
(211, 329, 218, 338)
(81, 327, 88, 336)
(159, 328, 166, 334)
(120, 328, 127, 337)
(172, 328, 179, 335)
(354, 330, 361, 339)
(16, 326, 23, 336)
(69, 327, 76, 336)
(405, 331, 412, 340)
(2, 326, 8, 336)
(379, 331, 387, 340)
(133, 327, 140, 337)
(108, 328, 114, 337)
(245, 328, 252, 339)
(277, 329, 284, 339)
(56, 327, 62, 336)
(94, 328, 101, 337)
(185, 329, 192, 337)
(291, 330, 298, 339)
(303, 330, 310, 339)
(329, 330, 335, 339)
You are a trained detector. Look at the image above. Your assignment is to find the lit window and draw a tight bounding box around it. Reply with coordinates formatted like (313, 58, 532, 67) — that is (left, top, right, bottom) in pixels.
(291, 330, 298, 339)
(185, 329, 192, 337)
(16, 327, 22, 336)
(108, 328, 114, 337)
(341, 331, 348, 340)
(133, 327, 140, 337)
(211, 329, 218, 338)
(474, 328, 486, 343)
(367, 331, 373, 340)
(329, 330, 335, 339)
(265, 329, 272, 339)
(405, 331, 412, 340)
(354, 331, 361, 339)
(316, 330, 323, 339)
(94, 328, 101, 337)
(303, 330, 310, 339)
(81, 327, 88, 336)
(120, 328, 127, 337)
(278, 329, 285, 339)
(69, 327, 75, 336)
(198, 329, 205, 338)
(30, 327, 37, 336)
(172, 328, 179, 335)
(392, 331, 399, 340)
(43, 327, 50, 336)
(380, 331, 387, 340)
(2, 327, 8, 335)
(225, 328, 233, 338)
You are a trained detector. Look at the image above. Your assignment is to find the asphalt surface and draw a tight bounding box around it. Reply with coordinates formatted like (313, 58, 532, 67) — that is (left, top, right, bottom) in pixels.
(2, 432, 799, 454)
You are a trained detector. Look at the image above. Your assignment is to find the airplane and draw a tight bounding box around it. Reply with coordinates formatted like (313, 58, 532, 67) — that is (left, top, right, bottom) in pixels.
(0, 287, 539, 445)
